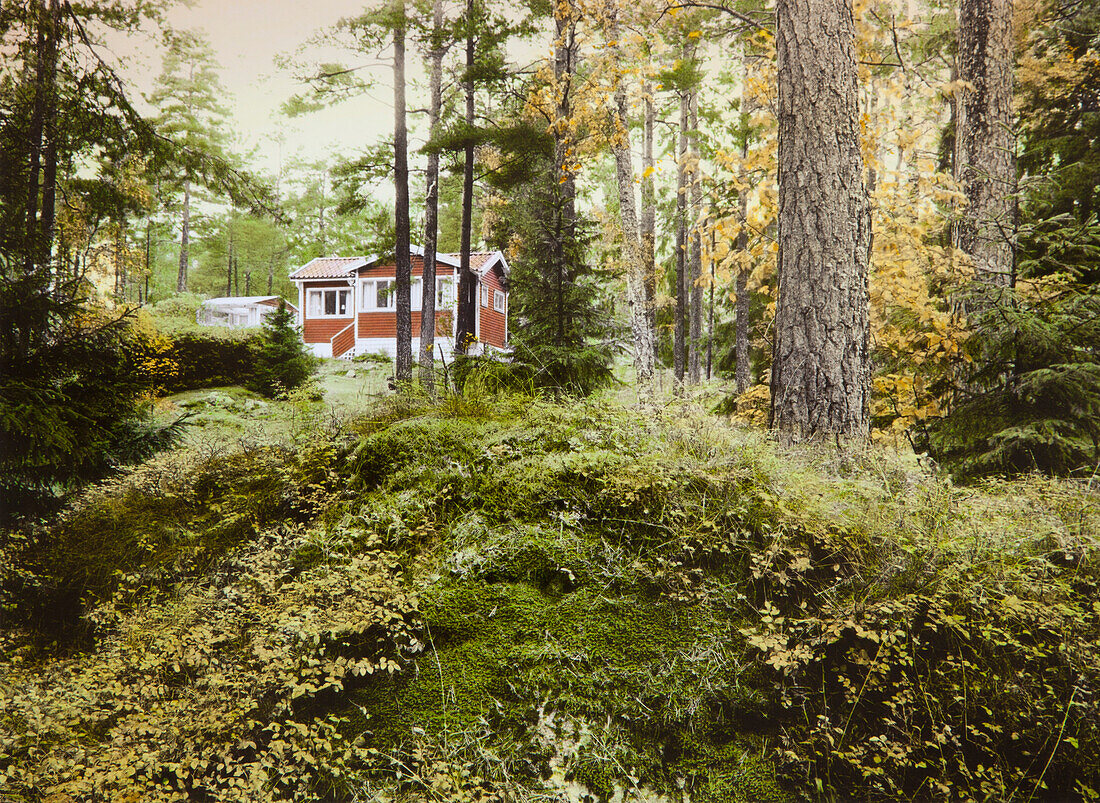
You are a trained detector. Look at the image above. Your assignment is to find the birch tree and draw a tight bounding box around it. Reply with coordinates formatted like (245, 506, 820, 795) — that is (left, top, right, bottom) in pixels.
(605, 0, 656, 388)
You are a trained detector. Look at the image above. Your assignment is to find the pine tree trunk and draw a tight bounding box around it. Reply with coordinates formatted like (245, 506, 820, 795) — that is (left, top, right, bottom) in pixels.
(606, 0, 655, 388)
(394, 0, 413, 382)
(226, 224, 234, 296)
(954, 0, 1015, 290)
(770, 0, 871, 442)
(419, 0, 444, 394)
(177, 180, 190, 293)
(552, 1, 576, 348)
(24, 0, 60, 272)
(455, 0, 477, 355)
(674, 90, 688, 389)
(688, 90, 703, 385)
(37, 0, 60, 270)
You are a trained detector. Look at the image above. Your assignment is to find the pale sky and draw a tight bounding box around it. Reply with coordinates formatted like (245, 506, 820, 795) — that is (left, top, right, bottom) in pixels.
(114, 0, 403, 177)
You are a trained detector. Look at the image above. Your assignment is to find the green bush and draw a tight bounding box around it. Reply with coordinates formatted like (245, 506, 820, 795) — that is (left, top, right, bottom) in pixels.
(452, 344, 613, 398)
(164, 330, 262, 392)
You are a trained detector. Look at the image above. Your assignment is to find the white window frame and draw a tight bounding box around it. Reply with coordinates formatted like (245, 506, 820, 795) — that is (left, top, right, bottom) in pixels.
(493, 289, 506, 313)
(480, 284, 489, 307)
(436, 276, 455, 307)
(308, 288, 351, 317)
(362, 278, 396, 310)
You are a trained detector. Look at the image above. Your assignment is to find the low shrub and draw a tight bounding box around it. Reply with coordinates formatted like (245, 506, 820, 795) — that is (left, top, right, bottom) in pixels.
(164, 330, 262, 392)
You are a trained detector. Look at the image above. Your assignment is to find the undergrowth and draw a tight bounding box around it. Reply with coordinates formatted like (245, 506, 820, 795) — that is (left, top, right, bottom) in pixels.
(1, 392, 1097, 801)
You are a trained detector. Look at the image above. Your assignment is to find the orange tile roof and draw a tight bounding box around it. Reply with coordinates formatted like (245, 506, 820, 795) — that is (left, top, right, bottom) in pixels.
(290, 251, 509, 280)
(289, 256, 367, 280)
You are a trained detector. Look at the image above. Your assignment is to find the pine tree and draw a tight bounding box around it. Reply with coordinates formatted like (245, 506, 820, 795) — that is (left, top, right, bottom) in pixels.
(921, 280, 1100, 479)
(770, 0, 871, 442)
(147, 29, 234, 294)
(418, 0, 446, 394)
(954, 0, 1016, 292)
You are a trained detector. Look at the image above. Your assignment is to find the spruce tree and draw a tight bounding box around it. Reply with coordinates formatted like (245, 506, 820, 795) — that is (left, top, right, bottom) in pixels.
(250, 301, 317, 398)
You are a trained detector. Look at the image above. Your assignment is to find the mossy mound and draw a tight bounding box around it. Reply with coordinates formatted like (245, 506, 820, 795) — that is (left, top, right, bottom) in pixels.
(1, 395, 1098, 801)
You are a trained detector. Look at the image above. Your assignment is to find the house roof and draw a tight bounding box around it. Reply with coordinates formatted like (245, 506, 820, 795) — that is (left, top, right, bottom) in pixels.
(289, 249, 510, 281)
(203, 295, 296, 308)
(455, 251, 509, 278)
(289, 256, 369, 280)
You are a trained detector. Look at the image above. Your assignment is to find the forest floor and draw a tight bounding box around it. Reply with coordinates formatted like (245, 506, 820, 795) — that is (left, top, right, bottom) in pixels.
(2, 371, 1099, 802)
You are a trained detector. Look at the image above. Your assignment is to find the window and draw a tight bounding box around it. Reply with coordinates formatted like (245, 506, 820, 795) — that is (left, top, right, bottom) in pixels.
(362, 279, 395, 310)
(375, 280, 394, 309)
(480, 284, 489, 307)
(436, 276, 455, 307)
(308, 288, 350, 317)
(493, 289, 506, 313)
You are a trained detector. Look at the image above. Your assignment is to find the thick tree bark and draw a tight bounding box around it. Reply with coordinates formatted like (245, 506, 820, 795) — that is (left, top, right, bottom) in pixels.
(606, 0, 655, 387)
(954, 0, 1015, 290)
(770, 0, 871, 442)
(455, 0, 477, 354)
(688, 90, 703, 385)
(177, 180, 190, 293)
(419, 0, 444, 393)
(674, 90, 688, 389)
(393, 0, 413, 382)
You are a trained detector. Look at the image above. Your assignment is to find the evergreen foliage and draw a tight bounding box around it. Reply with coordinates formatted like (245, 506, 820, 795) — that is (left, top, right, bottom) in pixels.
(920, 279, 1100, 480)
(1017, 0, 1100, 281)
(249, 300, 318, 398)
(0, 269, 184, 523)
(483, 123, 613, 396)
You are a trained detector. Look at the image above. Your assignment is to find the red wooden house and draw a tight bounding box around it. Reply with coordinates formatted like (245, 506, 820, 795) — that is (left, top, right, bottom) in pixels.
(289, 246, 510, 360)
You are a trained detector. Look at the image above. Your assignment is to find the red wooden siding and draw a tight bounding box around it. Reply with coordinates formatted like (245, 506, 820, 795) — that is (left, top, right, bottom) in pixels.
(304, 317, 352, 344)
(478, 268, 507, 349)
(358, 310, 454, 338)
(357, 256, 442, 279)
(331, 322, 355, 357)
